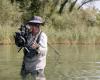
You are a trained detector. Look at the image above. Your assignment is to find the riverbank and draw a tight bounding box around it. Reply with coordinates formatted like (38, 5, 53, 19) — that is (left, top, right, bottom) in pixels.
(1, 41, 100, 45)
(1, 25, 100, 45)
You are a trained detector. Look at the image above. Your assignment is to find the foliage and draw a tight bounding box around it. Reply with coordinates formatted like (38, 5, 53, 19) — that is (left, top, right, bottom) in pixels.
(0, 0, 22, 26)
(0, 0, 100, 44)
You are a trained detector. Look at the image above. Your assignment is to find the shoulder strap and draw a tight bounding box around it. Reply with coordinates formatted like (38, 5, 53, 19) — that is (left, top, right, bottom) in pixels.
(36, 31, 42, 43)
(34, 31, 42, 44)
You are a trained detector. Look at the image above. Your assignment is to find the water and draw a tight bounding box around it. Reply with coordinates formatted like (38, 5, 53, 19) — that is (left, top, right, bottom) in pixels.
(0, 45, 100, 80)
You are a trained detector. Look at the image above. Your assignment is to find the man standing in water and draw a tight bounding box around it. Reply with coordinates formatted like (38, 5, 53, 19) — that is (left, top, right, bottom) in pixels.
(20, 16, 48, 80)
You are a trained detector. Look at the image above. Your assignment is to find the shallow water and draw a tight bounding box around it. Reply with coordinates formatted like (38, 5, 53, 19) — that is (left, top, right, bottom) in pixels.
(0, 45, 100, 80)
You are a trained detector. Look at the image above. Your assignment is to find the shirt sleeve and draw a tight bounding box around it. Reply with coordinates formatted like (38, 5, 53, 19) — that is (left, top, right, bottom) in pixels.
(37, 32, 48, 55)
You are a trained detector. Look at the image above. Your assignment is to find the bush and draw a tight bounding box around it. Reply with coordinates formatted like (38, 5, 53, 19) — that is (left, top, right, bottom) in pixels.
(0, 0, 22, 26)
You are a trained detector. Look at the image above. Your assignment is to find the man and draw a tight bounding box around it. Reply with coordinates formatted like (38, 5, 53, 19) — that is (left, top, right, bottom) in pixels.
(20, 16, 48, 80)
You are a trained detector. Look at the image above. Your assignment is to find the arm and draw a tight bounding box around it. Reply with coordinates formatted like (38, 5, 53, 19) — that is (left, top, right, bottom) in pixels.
(38, 32, 48, 55)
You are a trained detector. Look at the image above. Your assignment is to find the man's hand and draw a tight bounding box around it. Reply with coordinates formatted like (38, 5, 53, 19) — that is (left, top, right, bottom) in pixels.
(32, 43, 39, 49)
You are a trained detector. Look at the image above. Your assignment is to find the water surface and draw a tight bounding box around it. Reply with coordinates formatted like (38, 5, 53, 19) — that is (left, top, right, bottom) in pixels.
(0, 45, 100, 80)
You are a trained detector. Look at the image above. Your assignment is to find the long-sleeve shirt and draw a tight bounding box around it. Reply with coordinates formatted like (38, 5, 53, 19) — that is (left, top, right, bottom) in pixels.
(23, 31, 48, 72)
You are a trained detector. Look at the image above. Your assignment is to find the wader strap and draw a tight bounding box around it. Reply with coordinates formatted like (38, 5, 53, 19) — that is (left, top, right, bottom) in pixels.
(34, 31, 42, 44)
(28, 31, 41, 46)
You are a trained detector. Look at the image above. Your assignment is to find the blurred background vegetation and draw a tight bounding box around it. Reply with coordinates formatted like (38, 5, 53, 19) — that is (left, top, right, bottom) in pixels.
(0, 0, 100, 44)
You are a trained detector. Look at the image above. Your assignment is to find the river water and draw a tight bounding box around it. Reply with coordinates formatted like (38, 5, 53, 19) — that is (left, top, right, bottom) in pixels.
(0, 44, 100, 80)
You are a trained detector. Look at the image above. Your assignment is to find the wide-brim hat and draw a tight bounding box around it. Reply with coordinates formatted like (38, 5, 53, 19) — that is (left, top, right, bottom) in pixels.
(27, 16, 44, 25)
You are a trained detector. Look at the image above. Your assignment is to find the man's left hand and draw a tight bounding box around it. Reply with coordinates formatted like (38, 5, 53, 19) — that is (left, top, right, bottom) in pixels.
(32, 43, 39, 49)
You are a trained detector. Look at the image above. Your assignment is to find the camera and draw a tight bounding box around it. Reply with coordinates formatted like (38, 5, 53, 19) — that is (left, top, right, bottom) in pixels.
(14, 24, 30, 47)
(14, 24, 38, 55)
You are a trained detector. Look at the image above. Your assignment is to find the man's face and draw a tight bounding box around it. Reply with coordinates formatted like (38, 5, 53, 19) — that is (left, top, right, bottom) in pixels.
(29, 24, 40, 34)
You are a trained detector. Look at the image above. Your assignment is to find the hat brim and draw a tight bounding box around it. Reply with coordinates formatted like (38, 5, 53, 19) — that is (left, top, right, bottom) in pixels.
(28, 20, 43, 24)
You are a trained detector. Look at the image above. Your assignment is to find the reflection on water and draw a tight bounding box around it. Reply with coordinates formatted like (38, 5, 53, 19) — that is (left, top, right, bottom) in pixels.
(0, 45, 100, 80)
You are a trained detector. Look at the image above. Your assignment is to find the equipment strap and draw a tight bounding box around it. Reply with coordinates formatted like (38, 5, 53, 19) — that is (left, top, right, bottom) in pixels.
(34, 31, 41, 44)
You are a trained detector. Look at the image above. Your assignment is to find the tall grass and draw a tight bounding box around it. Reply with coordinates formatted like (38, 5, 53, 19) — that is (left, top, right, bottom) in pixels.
(0, 0, 21, 44)
(0, 25, 17, 44)
(0, 0, 100, 44)
(42, 9, 100, 44)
